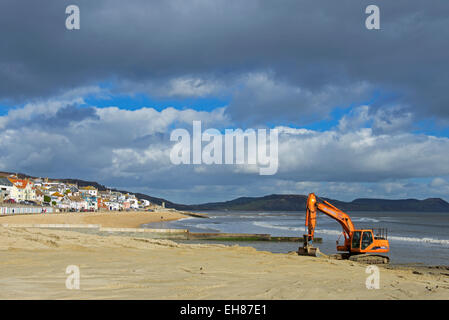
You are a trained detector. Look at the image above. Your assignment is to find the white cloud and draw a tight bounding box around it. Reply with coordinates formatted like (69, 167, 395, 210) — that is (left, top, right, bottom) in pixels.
(118, 76, 229, 99)
(430, 177, 448, 188)
(277, 126, 449, 182)
(339, 105, 414, 134)
(0, 91, 448, 202)
(167, 77, 222, 97)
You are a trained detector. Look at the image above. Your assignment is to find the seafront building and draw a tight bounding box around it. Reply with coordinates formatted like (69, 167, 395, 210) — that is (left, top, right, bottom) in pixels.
(0, 174, 154, 213)
(0, 178, 13, 201)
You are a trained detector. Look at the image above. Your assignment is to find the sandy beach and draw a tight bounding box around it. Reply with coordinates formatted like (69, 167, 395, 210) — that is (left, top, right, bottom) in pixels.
(0, 212, 448, 299)
(0, 210, 188, 228)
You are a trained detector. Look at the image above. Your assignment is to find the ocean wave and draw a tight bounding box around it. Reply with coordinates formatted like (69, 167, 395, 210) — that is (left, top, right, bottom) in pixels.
(351, 217, 380, 223)
(253, 221, 304, 232)
(236, 215, 268, 219)
(315, 229, 343, 236)
(389, 236, 449, 246)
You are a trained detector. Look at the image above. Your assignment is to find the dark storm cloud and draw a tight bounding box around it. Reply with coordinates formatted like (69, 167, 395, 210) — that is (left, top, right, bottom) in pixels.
(0, 0, 448, 123)
(38, 105, 99, 127)
(4, 104, 99, 129)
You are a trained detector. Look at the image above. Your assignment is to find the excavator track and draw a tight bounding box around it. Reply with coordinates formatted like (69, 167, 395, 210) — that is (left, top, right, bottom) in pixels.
(329, 253, 389, 264)
(300, 247, 389, 264)
(349, 254, 389, 264)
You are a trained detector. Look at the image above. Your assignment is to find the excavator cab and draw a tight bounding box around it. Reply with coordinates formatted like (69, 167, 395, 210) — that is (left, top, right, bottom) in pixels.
(350, 228, 389, 254)
(335, 230, 375, 252)
(350, 230, 373, 252)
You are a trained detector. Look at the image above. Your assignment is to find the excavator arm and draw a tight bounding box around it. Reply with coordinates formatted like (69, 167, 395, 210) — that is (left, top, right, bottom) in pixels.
(305, 193, 355, 250)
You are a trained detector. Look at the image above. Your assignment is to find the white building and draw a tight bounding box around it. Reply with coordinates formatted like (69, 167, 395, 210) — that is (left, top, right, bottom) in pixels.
(79, 186, 98, 197)
(140, 199, 150, 208)
(8, 178, 36, 202)
(128, 198, 139, 209)
(68, 196, 88, 211)
(105, 201, 120, 211)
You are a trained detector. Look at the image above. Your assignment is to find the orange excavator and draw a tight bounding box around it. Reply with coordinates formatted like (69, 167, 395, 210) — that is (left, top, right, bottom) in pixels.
(298, 193, 390, 264)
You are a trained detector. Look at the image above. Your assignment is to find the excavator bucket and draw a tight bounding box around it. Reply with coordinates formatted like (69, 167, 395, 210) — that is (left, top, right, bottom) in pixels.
(298, 245, 321, 257)
(298, 235, 322, 257)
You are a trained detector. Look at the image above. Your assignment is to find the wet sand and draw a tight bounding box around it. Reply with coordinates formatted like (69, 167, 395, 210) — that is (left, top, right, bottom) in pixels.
(0, 225, 448, 299)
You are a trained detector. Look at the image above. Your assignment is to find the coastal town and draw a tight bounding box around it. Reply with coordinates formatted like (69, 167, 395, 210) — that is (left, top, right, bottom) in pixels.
(0, 174, 159, 213)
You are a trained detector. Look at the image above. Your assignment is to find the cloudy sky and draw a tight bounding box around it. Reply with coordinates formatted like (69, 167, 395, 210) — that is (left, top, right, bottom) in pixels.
(0, 0, 448, 204)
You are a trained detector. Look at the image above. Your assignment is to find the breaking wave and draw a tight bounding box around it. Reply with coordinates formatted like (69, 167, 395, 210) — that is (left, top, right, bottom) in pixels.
(352, 217, 380, 223)
(389, 236, 449, 246)
(252, 221, 304, 232)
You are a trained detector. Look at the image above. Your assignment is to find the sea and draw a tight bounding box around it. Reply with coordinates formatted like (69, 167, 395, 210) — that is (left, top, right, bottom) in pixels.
(143, 210, 449, 266)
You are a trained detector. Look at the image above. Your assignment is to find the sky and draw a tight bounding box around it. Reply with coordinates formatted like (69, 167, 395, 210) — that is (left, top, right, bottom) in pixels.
(0, 0, 449, 204)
